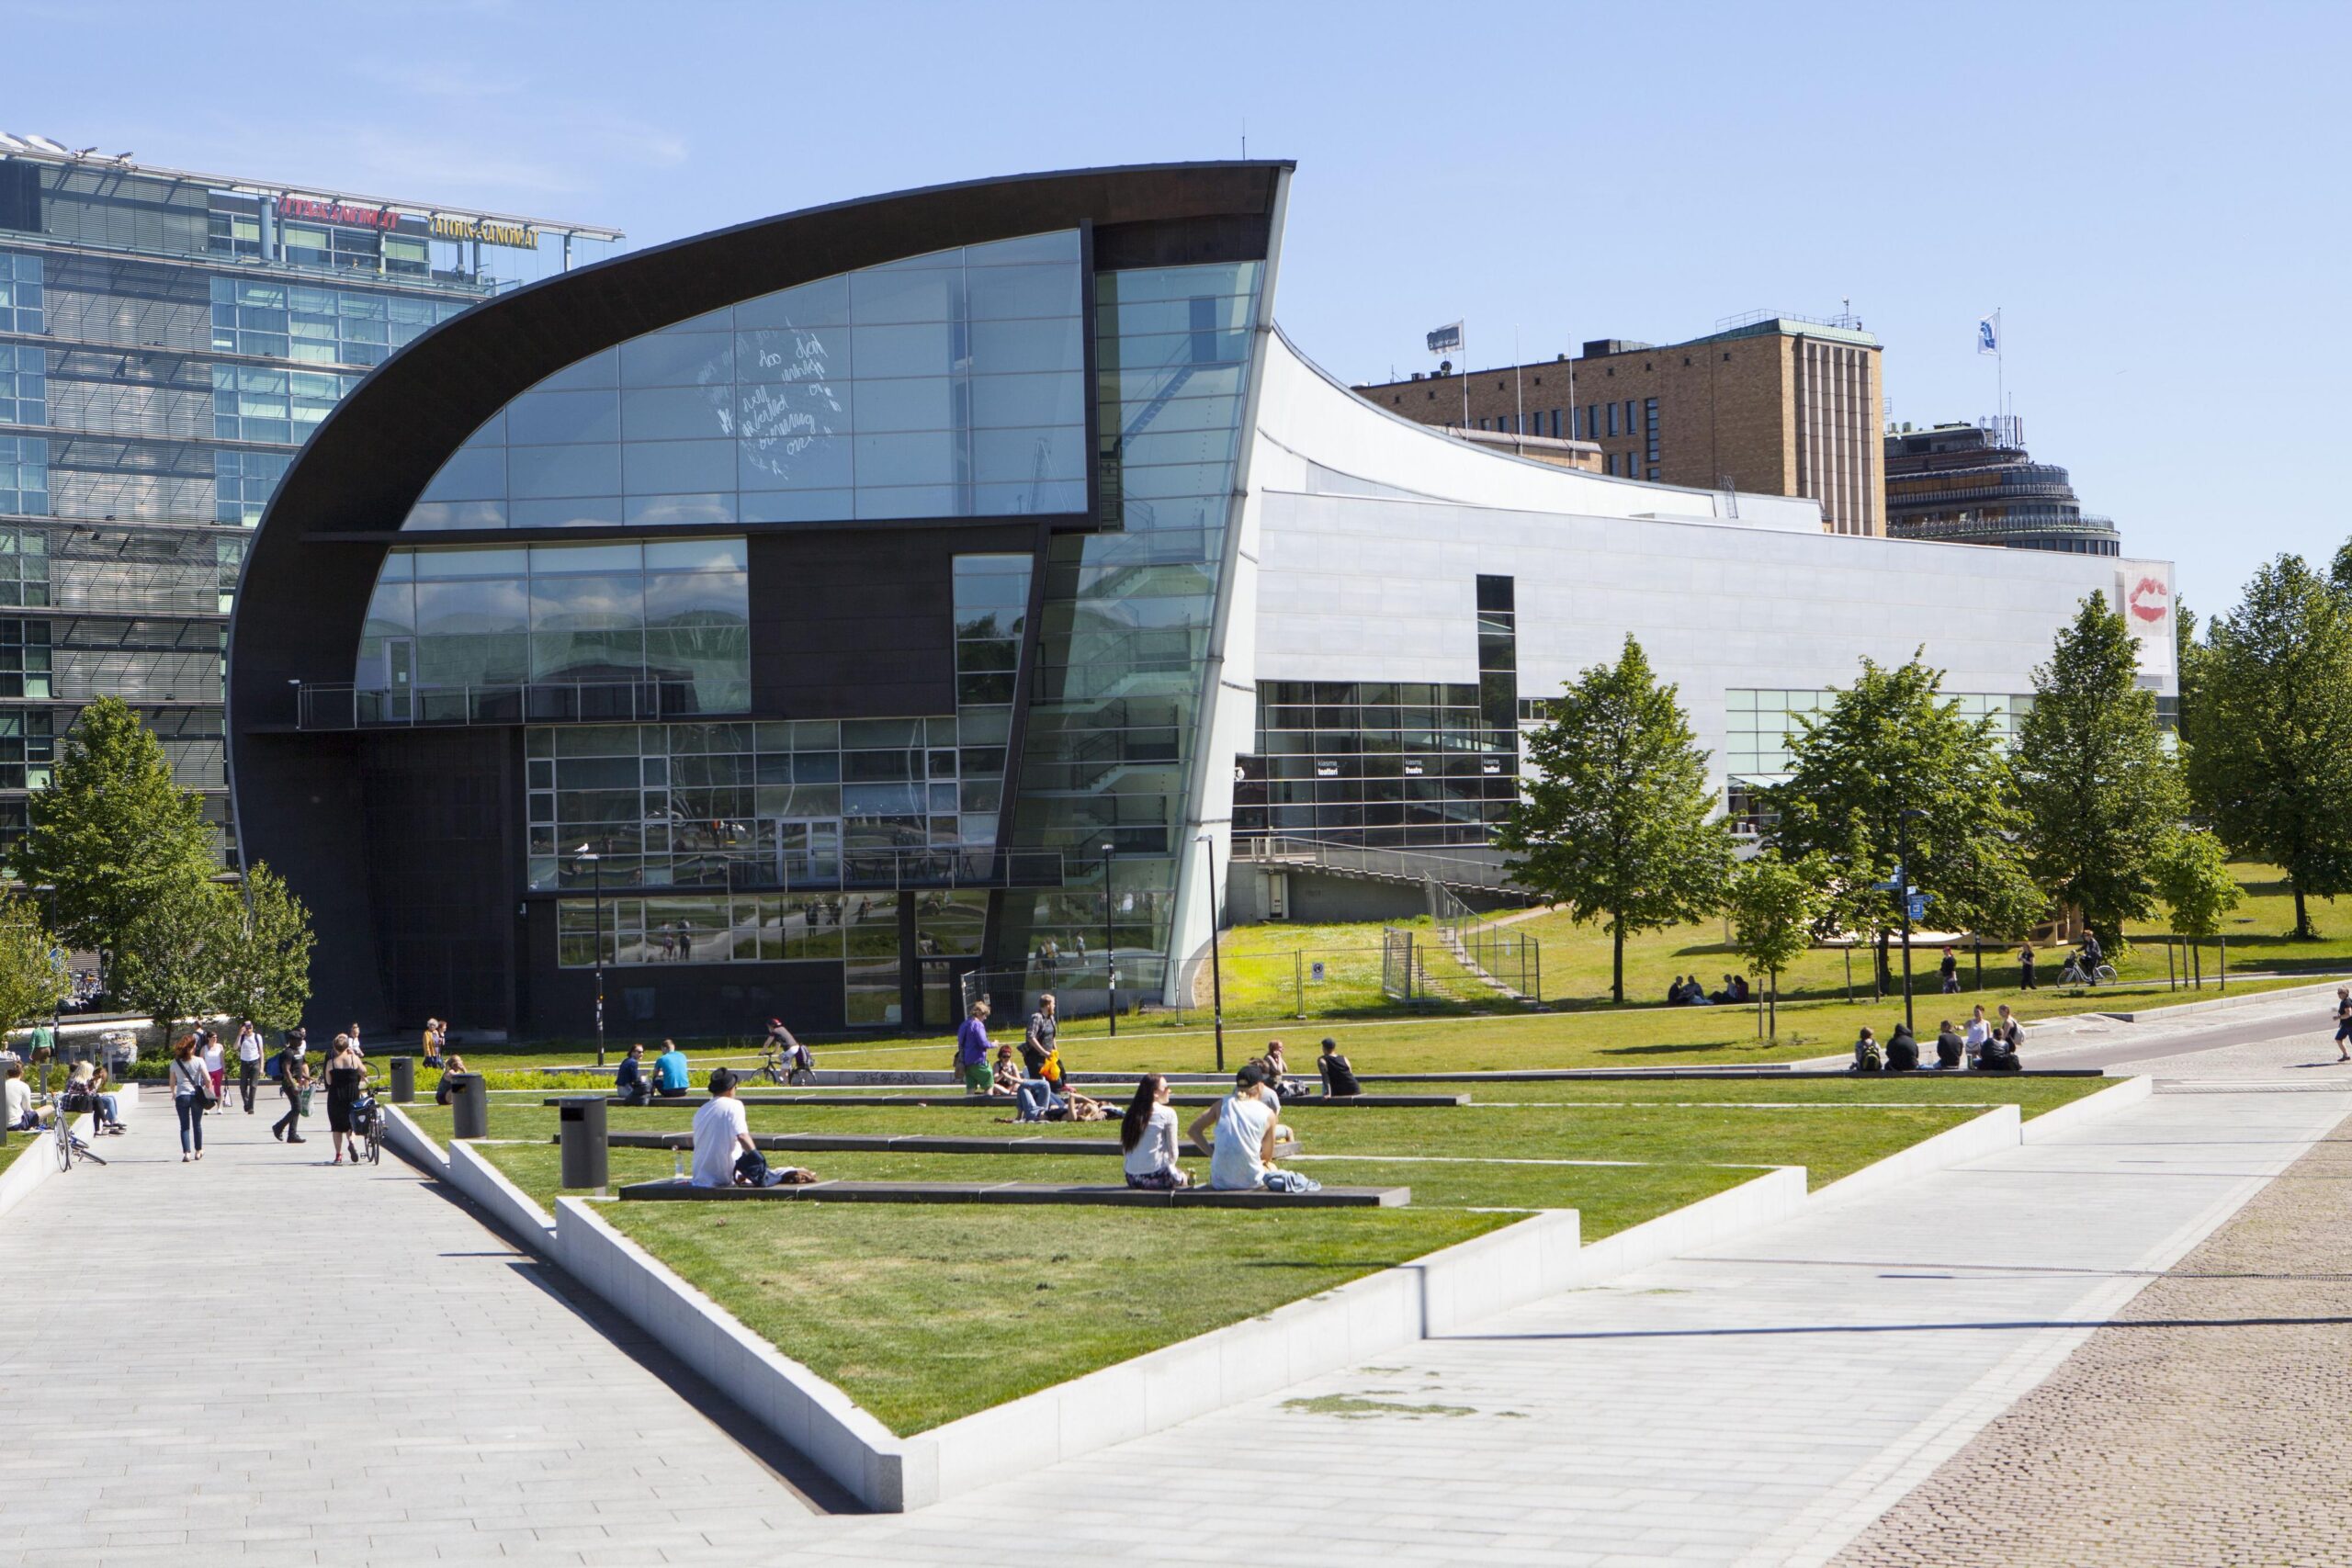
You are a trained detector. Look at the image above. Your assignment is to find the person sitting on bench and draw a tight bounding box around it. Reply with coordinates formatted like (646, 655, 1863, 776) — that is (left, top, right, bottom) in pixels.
(652, 1040, 691, 1099)
(1121, 1074, 1192, 1190)
(1979, 1007, 2024, 1072)
(615, 1043, 651, 1106)
(1934, 1019, 1965, 1071)
(1851, 1028, 1885, 1073)
(1261, 1040, 1309, 1100)
(1186, 1062, 1321, 1193)
(989, 1042, 1022, 1097)
(691, 1068, 760, 1187)
(1885, 1021, 1920, 1073)
(1962, 1005, 1993, 1066)
(2, 1061, 39, 1132)
(1317, 1038, 1362, 1098)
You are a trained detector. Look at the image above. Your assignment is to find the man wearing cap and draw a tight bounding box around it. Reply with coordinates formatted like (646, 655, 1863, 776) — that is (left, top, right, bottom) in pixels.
(691, 1068, 759, 1188)
(1186, 1062, 1321, 1193)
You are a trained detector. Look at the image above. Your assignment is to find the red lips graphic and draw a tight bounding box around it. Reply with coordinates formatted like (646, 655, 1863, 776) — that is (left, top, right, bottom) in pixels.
(2128, 576, 2168, 624)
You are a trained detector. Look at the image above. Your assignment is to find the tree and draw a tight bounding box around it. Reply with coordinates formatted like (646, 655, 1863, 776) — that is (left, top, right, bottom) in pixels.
(0, 891, 62, 1042)
(1498, 636, 1733, 1003)
(10, 696, 215, 959)
(110, 871, 236, 1049)
(1724, 852, 1830, 1039)
(1762, 656, 2041, 983)
(2183, 555, 2352, 938)
(2150, 829, 2244, 988)
(2014, 594, 2187, 952)
(2174, 598, 2205, 750)
(213, 863, 315, 1034)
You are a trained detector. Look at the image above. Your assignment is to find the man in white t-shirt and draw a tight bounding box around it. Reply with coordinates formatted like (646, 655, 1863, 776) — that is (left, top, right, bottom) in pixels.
(1187, 1062, 1319, 1193)
(690, 1068, 758, 1188)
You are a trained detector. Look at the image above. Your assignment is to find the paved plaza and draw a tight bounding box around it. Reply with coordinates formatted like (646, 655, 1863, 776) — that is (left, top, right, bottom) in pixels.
(3, 986, 2348, 1565)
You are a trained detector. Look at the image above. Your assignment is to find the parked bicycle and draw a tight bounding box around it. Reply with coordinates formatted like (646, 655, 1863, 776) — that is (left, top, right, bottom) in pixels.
(49, 1089, 107, 1172)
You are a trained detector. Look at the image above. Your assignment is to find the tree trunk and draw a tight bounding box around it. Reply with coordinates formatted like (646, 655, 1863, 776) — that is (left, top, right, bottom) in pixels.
(1611, 919, 1624, 1005)
(2295, 886, 2314, 941)
(1769, 970, 1778, 1040)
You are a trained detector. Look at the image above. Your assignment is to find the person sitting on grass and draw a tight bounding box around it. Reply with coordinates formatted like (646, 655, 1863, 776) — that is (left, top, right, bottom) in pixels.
(1261, 1040, 1308, 1099)
(1666, 975, 1688, 1006)
(1014, 1043, 1067, 1122)
(1850, 1027, 1885, 1074)
(1317, 1037, 1362, 1098)
(2, 1061, 39, 1132)
(652, 1040, 691, 1098)
(1934, 1019, 1966, 1071)
(691, 1067, 761, 1187)
(989, 1042, 1022, 1097)
(615, 1043, 651, 1106)
(1121, 1074, 1192, 1190)
(1885, 1021, 1919, 1073)
(1186, 1062, 1319, 1193)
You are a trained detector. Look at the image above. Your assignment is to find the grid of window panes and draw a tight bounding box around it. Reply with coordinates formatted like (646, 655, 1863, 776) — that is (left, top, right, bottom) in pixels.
(1476, 574, 1518, 733)
(525, 716, 983, 895)
(1245, 680, 1516, 848)
(210, 366, 361, 444)
(401, 230, 1087, 532)
(0, 253, 40, 333)
(0, 528, 50, 606)
(1724, 688, 2032, 779)
(0, 436, 45, 515)
(0, 344, 44, 426)
(0, 618, 51, 698)
(357, 537, 750, 711)
(953, 553, 1030, 849)
(996, 257, 1262, 983)
(210, 276, 465, 367)
(0, 709, 55, 792)
(214, 451, 290, 524)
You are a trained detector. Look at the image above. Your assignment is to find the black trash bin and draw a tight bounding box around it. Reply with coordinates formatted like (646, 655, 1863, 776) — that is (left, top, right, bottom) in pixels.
(559, 1096, 608, 1190)
(447, 1073, 488, 1139)
(390, 1055, 415, 1104)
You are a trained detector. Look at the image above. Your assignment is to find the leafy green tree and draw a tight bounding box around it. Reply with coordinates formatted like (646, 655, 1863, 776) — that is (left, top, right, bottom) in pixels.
(1498, 636, 1733, 1003)
(2150, 828, 2244, 988)
(0, 891, 63, 1044)
(213, 863, 315, 1034)
(2331, 540, 2352, 603)
(2174, 598, 2205, 754)
(110, 870, 236, 1049)
(1762, 656, 2041, 980)
(2183, 555, 2352, 938)
(1724, 851, 1830, 1038)
(11, 696, 215, 959)
(2014, 595, 2187, 952)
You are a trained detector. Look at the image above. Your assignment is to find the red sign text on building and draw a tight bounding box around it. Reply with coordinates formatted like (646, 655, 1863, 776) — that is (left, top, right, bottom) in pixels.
(279, 196, 400, 231)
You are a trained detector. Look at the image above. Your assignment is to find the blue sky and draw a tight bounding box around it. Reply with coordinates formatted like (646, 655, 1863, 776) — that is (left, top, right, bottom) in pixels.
(10, 0, 2345, 618)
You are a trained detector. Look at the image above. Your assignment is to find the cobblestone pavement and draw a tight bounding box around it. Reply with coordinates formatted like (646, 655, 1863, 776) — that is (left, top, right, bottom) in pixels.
(1831, 1105, 2352, 1568)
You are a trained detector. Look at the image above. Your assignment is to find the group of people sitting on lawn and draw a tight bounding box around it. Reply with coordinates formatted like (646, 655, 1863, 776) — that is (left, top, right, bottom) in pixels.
(614, 1040, 694, 1105)
(1851, 1004, 2026, 1073)
(1668, 974, 1752, 1007)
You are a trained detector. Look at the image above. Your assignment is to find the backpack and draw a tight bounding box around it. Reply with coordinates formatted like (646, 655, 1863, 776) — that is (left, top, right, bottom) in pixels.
(264, 1053, 283, 1082)
(1856, 1038, 1886, 1073)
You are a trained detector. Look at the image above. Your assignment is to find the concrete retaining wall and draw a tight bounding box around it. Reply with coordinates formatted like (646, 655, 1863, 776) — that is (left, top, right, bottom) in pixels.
(2021, 1074, 2154, 1142)
(383, 1104, 448, 1177)
(1810, 1105, 2021, 1209)
(446, 1138, 558, 1252)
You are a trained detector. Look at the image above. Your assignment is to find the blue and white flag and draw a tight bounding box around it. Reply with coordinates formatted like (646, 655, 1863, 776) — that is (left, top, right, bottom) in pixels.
(1976, 312, 2000, 355)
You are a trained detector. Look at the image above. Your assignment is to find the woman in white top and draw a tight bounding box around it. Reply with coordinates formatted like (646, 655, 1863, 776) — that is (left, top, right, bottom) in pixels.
(200, 1029, 226, 1114)
(1962, 1004, 1993, 1066)
(235, 1021, 265, 1114)
(1119, 1075, 1190, 1190)
(169, 1035, 210, 1161)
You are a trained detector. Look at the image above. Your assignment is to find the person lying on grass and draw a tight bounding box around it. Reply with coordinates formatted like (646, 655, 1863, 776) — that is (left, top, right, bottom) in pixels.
(1121, 1074, 1192, 1190)
(1185, 1062, 1320, 1194)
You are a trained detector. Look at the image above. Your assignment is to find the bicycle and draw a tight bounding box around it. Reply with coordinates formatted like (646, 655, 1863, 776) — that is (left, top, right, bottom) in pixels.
(50, 1093, 107, 1172)
(752, 1046, 814, 1088)
(351, 1093, 385, 1166)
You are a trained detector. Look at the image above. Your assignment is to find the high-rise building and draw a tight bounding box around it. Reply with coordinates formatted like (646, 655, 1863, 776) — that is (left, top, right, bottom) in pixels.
(1883, 418, 2121, 557)
(1352, 314, 1886, 536)
(0, 135, 618, 856)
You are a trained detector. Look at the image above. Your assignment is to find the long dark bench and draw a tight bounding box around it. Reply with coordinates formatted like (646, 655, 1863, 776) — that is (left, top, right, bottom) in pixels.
(616, 1178, 1408, 1208)
(1360, 1067, 2107, 1081)
(548, 1092, 1467, 1110)
(591, 1130, 1301, 1158)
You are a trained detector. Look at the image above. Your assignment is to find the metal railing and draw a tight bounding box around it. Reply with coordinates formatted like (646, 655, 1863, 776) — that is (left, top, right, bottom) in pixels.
(1430, 880, 1542, 1002)
(296, 679, 719, 730)
(1239, 833, 1523, 893)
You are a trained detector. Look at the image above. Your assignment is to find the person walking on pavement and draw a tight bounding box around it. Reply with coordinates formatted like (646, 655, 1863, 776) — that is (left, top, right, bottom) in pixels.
(272, 1029, 311, 1144)
(2335, 987, 2352, 1063)
(324, 1033, 367, 1166)
(169, 1035, 210, 1162)
(235, 1021, 264, 1113)
(200, 1027, 226, 1115)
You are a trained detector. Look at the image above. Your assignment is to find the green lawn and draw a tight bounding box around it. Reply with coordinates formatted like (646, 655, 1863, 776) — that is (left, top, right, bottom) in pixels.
(0, 1138, 26, 1179)
(402, 1070, 2106, 1434)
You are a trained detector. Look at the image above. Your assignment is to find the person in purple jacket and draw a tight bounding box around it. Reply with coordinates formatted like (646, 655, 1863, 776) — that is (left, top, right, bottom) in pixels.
(956, 998, 994, 1094)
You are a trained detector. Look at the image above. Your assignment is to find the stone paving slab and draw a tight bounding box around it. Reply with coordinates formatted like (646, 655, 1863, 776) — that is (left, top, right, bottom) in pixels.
(1829, 1104, 2352, 1567)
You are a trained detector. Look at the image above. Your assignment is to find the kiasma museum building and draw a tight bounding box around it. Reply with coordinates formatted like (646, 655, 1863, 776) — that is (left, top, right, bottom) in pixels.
(224, 164, 2177, 1039)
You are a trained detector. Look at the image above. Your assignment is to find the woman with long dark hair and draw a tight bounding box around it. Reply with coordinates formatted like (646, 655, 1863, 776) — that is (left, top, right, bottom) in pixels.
(1120, 1074, 1190, 1190)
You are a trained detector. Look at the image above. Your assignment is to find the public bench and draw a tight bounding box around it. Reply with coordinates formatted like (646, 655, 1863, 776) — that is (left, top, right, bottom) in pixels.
(592, 1130, 1300, 1158)
(615, 1178, 1408, 1208)
(550, 1092, 1468, 1110)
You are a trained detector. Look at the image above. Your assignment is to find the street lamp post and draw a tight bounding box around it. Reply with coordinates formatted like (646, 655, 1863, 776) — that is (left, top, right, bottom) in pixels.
(1195, 831, 1225, 1073)
(574, 844, 606, 1066)
(1099, 842, 1117, 1037)
(1897, 807, 1928, 1036)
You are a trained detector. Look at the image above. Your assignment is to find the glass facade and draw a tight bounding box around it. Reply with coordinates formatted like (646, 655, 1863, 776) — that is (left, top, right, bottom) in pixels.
(401, 230, 1087, 533)
(995, 257, 1263, 975)
(1724, 687, 2031, 780)
(210, 276, 468, 367)
(1238, 680, 1516, 849)
(356, 537, 750, 713)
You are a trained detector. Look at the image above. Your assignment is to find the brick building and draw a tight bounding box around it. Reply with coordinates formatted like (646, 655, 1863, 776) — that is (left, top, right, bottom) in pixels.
(1353, 314, 1885, 536)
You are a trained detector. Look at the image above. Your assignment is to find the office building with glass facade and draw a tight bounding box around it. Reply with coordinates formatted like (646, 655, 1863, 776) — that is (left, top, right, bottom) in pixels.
(0, 134, 616, 853)
(227, 163, 2176, 1038)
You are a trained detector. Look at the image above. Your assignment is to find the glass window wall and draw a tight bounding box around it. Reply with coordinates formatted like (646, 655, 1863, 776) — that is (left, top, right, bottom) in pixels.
(402, 230, 1086, 533)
